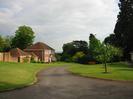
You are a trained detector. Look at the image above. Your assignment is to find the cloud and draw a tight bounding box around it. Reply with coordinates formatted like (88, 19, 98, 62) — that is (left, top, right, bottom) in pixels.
(0, 0, 119, 51)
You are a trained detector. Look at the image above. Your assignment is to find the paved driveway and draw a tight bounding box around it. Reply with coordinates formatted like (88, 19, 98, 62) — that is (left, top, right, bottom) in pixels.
(0, 66, 133, 99)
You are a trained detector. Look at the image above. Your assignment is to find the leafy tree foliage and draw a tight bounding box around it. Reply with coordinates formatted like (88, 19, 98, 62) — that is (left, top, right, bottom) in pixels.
(3, 36, 13, 51)
(55, 53, 62, 61)
(104, 34, 117, 46)
(12, 25, 35, 49)
(0, 35, 4, 52)
(62, 40, 89, 56)
(61, 40, 89, 63)
(72, 52, 85, 63)
(89, 34, 122, 72)
(60, 53, 72, 62)
(114, 0, 133, 59)
(93, 42, 122, 73)
(0, 35, 13, 52)
(89, 34, 101, 60)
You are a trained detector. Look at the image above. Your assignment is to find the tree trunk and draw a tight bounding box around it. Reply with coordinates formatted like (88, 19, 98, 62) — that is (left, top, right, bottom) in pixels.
(104, 62, 108, 73)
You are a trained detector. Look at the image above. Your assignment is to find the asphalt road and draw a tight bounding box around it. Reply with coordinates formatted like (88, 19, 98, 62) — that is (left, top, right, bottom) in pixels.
(0, 66, 133, 99)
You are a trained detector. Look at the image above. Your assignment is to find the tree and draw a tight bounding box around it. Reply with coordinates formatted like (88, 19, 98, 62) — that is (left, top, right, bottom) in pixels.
(0, 35, 4, 52)
(62, 40, 89, 59)
(61, 41, 89, 62)
(62, 42, 76, 57)
(89, 34, 101, 60)
(60, 53, 72, 62)
(3, 36, 13, 52)
(94, 43, 122, 73)
(114, 0, 133, 60)
(12, 25, 35, 49)
(72, 52, 85, 63)
(55, 53, 62, 61)
(104, 34, 117, 46)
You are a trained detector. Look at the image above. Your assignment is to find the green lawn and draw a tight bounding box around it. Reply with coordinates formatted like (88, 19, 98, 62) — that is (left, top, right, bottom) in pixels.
(0, 62, 64, 91)
(68, 62, 133, 81)
(0, 62, 133, 91)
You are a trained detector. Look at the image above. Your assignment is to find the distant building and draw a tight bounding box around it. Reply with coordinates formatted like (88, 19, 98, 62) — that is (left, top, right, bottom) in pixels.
(0, 48, 31, 63)
(24, 42, 56, 63)
(0, 42, 56, 63)
(28, 52, 39, 62)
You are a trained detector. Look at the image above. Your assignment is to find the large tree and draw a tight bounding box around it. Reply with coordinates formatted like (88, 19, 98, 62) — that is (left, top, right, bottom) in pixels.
(114, 0, 133, 59)
(12, 25, 35, 49)
(61, 40, 89, 62)
(104, 34, 117, 46)
(89, 34, 122, 72)
(62, 40, 89, 56)
(0, 35, 4, 52)
(3, 36, 13, 52)
(89, 34, 101, 58)
(0, 35, 13, 52)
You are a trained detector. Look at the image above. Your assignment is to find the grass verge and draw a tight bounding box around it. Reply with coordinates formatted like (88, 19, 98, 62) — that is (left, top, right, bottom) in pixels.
(0, 62, 63, 91)
(68, 62, 133, 81)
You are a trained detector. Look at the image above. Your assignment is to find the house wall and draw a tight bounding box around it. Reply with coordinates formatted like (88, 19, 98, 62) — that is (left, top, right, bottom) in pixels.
(10, 57, 18, 62)
(31, 56, 38, 62)
(44, 50, 56, 62)
(0, 52, 31, 63)
(44, 50, 51, 62)
(0, 52, 11, 62)
(24, 50, 44, 62)
(0, 53, 3, 61)
(24, 49, 56, 63)
(3, 53, 11, 62)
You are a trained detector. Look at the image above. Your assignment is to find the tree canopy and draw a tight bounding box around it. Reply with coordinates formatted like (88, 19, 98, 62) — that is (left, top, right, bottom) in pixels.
(0, 35, 13, 52)
(12, 25, 35, 49)
(104, 34, 117, 46)
(93, 42, 122, 73)
(61, 40, 89, 63)
(114, 0, 133, 59)
(0, 35, 4, 52)
(62, 40, 89, 56)
(89, 34, 101, 56)
(89, 34, 122, 72)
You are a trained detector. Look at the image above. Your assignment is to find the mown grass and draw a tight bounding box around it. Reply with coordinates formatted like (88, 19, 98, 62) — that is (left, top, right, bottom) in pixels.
(68, 62, 133, 81)
(0, 62, 64, 91)
(1, 62, 133, 91)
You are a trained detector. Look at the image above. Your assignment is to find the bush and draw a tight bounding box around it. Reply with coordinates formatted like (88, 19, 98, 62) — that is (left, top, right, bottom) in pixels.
(72, 52, 87, 64)
(60, 53, 72, 62)
(55, 53, 62, 61)
(23, 57, 29, 63)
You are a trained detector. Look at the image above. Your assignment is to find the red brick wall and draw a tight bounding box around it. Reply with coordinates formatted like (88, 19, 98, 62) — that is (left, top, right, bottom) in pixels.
(24, 49, 56, 62)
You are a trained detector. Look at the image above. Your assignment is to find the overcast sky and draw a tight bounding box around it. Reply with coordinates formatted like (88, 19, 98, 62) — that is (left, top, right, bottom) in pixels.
(0, 0, 119, 52)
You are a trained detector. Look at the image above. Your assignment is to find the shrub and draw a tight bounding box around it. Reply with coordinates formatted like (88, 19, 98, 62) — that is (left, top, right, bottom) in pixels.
(23, 57, 29, 63)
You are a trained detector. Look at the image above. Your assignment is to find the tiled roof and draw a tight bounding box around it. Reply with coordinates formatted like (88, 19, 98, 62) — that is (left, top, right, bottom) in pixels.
(10, 48, 29, 57)
(25, 42, 54, 50)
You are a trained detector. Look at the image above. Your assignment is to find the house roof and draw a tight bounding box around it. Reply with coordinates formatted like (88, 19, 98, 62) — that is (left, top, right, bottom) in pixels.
(25, 42, 54, 50)
(10, 48, 29, 57)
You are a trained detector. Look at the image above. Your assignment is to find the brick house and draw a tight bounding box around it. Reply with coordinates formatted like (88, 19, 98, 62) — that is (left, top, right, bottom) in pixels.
(0, 48, 31, 63)
(28, 52, 39, 62)
(24, 42, 56, 62)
